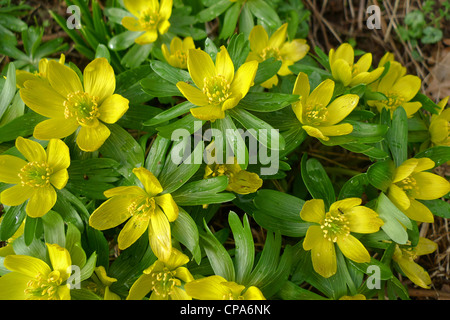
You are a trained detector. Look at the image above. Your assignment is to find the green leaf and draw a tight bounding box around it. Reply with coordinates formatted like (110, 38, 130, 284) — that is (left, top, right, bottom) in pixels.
(301, 154, 335, 209)
(228, 212, 254, 284)
(171, 176, 236, 206)
(375, 193, 412, 244)
(415, 146, 450, 167)
(145, 135, 172, 178)
(201, 219, 235, 281)
(253, 58, 282, 86)
(0, 63, 17, 121)
(246, 0, 281, 28)
(367, 160, 395, 192)
(421, 26, 443, 44)
(238, 92, 298, 113)
(108, 30, 140, 51)
(347, 257, 393, 280)
(277, 280, 328, 300)
(0, 202, 26, 241)
(121, 43, 153, 69)
(150, 60, 191, 84)
(41, 211, 66, 248)
(419, 199, 450, 219)
(65, 223, 87, 268)
(411, 93, 441, 115)
(171, 208, 201, 264)
(338, 173, 369, 200)
(386, 106, 408, 167)
(196, 0, 232, 23)
(140, 75, 181, 97)
(226, 33, 251, 69)
(143, 101, 194, 127)
(219, 2, 240, 39)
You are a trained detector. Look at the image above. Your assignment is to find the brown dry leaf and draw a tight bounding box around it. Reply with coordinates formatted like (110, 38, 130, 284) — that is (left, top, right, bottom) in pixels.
(427, 47, 450, 101)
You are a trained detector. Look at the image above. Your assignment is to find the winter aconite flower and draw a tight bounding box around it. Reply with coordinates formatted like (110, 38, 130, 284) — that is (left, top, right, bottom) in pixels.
(246, 23, 309, 88)
(0, 244, 72, 300)
(85, 266, 121, 300)
(176, 46, 258, 121)
(301, 198, 384, 278)
(387, 158, 450, 223)
(162, 36, 195, 69)
(0, 137, 70, 218)
(89, 167, 179, 261)
(19, 58, 129, 152)
(16, 54, 65, 88)
(121, 0, 172, 45)
(127, 248, 193, 300)
(429, 96, 449, 147)
(204, 157, 263, 195)
(329, 43, 385, 87)
(292, 72, 360, 141)
(367, 60, 422, 118)
(392, 237, 438, 289)
(184, 275, 265, 300)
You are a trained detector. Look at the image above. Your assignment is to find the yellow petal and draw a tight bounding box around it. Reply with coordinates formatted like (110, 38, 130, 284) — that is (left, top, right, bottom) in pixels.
(307, 79, 335, 108)
(336, 234, 371, 263)
(135, 30, 158, 45)
(311, 236, 336, 278)
(98, 94, 129, 124)
(184, 275, 229, 300)
(315, 123, 354, 138)
(300, 199, 325, 223)
(302, 125, 329, 141)
(103, 186, 147, 198)
(158, 20, 171, 35)
(279, 39, 309, 62)
(393, 158, 419, 183)
(46, 139, 70, 172)
(118, 214, 150, 250)
(187, 48, 216, 89)
(260, 74, 279, 89)
(415, 237, 438, 256)
(33, 118, 79, 140)
(227, 170, 263, 194)
(392, 75, 421, 102)
(268, 23, 288, 49)
(1, 185, 34, 206)
(413, 158, 435, 173)
(83, 58, 116, 105)
(4, 254, 51, 277)
(158, 0, 173, 21)
(333, 43, 355, 65)
(127, 273, 153, 300)
(182, 36, 195, 51)
(329, 198, 361, 213)
(402, 102, 423, 118)
(350, 67, 384, 87)
(89, 196, 135, 230)
(215, 46, 234, 84)
(0, 155, 27, 184)
(230, 60, 258, 99)
(132, 167, 163, 196)
(243, 286, 266, 300)
(47, 60, 83, 98)
(26, 185, 57, 218)
(355, 53, 372, 73)
(388, 184, 411, 211)
(47, 243, 71, 276)
(19, 79, 66, 118)
(123, 0, 150, 17)
(293, 72, 310, 103)
(331, 59, 352, 87)
(221, 95, 242, 111)
(430, 118, 449, 144)
(174, 266, 194, 283)
(403, 198, 434, 223)
(76, 121, 111, 152)
(164, 247, 190, 270)
(322, 94, 359, 125)
(0, 272, 33, 300)
(50, 169, 69, 190)
(410, 172, 450, 200)
(190, 105, 225, 121)
(121, 16, 142, 31)
(249, 25, 269, 54)
(277, 59, 294, 76)
(396, 257, 432, 289)
(344, 206, 384, 233)
(148, 207, 172, 261)
(16, 70, 38, 88)
(155, 193, 179, 222)
(303, 225, 324, 250)
(176, 82, 208, 107)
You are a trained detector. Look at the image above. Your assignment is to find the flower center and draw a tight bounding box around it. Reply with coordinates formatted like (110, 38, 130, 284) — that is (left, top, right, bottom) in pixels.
(18, 161, 52, 188)
(139, 9, 159, 30)
(384, 92, 405, 110)
(150, 268, 179, 298)
(351, 64, 360, 77)
(203, 75, 231, 105)
(175, 50, 187, 67)
(397, 176, 417, 194)
(127, 197, 155, 220)
(24, 271, 63, 300)
(304, 103, 328, 125)
(261, 47, 281, 61)
(320, 212, 350, 242)
(64, 91, 100, 126)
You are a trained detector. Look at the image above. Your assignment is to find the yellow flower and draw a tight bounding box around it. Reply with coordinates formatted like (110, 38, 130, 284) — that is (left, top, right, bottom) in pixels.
(367, 60, 422, 118)
(392, 237, 438, 289)
(162, 36, 195, 69)
(329, 43, 385, 87)
(86, 266, 121, 300)
(127, 248, 193, 300)
(19, 58, 129, 152)
(387, 158, 450, 223)
(89, 167, 179, 261)
(429, 96, 449, 146)
(0, 217, 24, 257)
(0, 137, 70, 218)
(339, 294, 367, 300)
(0, 243, 72, 300)
(16, 54, 65, 88)
(292, 72, 360, 141)
(121, 0, 172, 45)
(184, 275, 265, 300)
(176, 46, 258, 121)
(204, 156, 263, 195)
(246, 23, 309, 88)
(300, 198, 384, 278)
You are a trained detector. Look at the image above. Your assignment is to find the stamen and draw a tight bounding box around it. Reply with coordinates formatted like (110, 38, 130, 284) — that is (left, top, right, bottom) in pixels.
(261, 47, 281, 61)
(139, 9, 159, 30)
(203, 75, 231, 105)
(320, 212, 350, 242)
(150, 268, 177, 298)
(18, 161, 52, 188)
(64, 91, 100, 126)
(304, 103, 328, 125)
